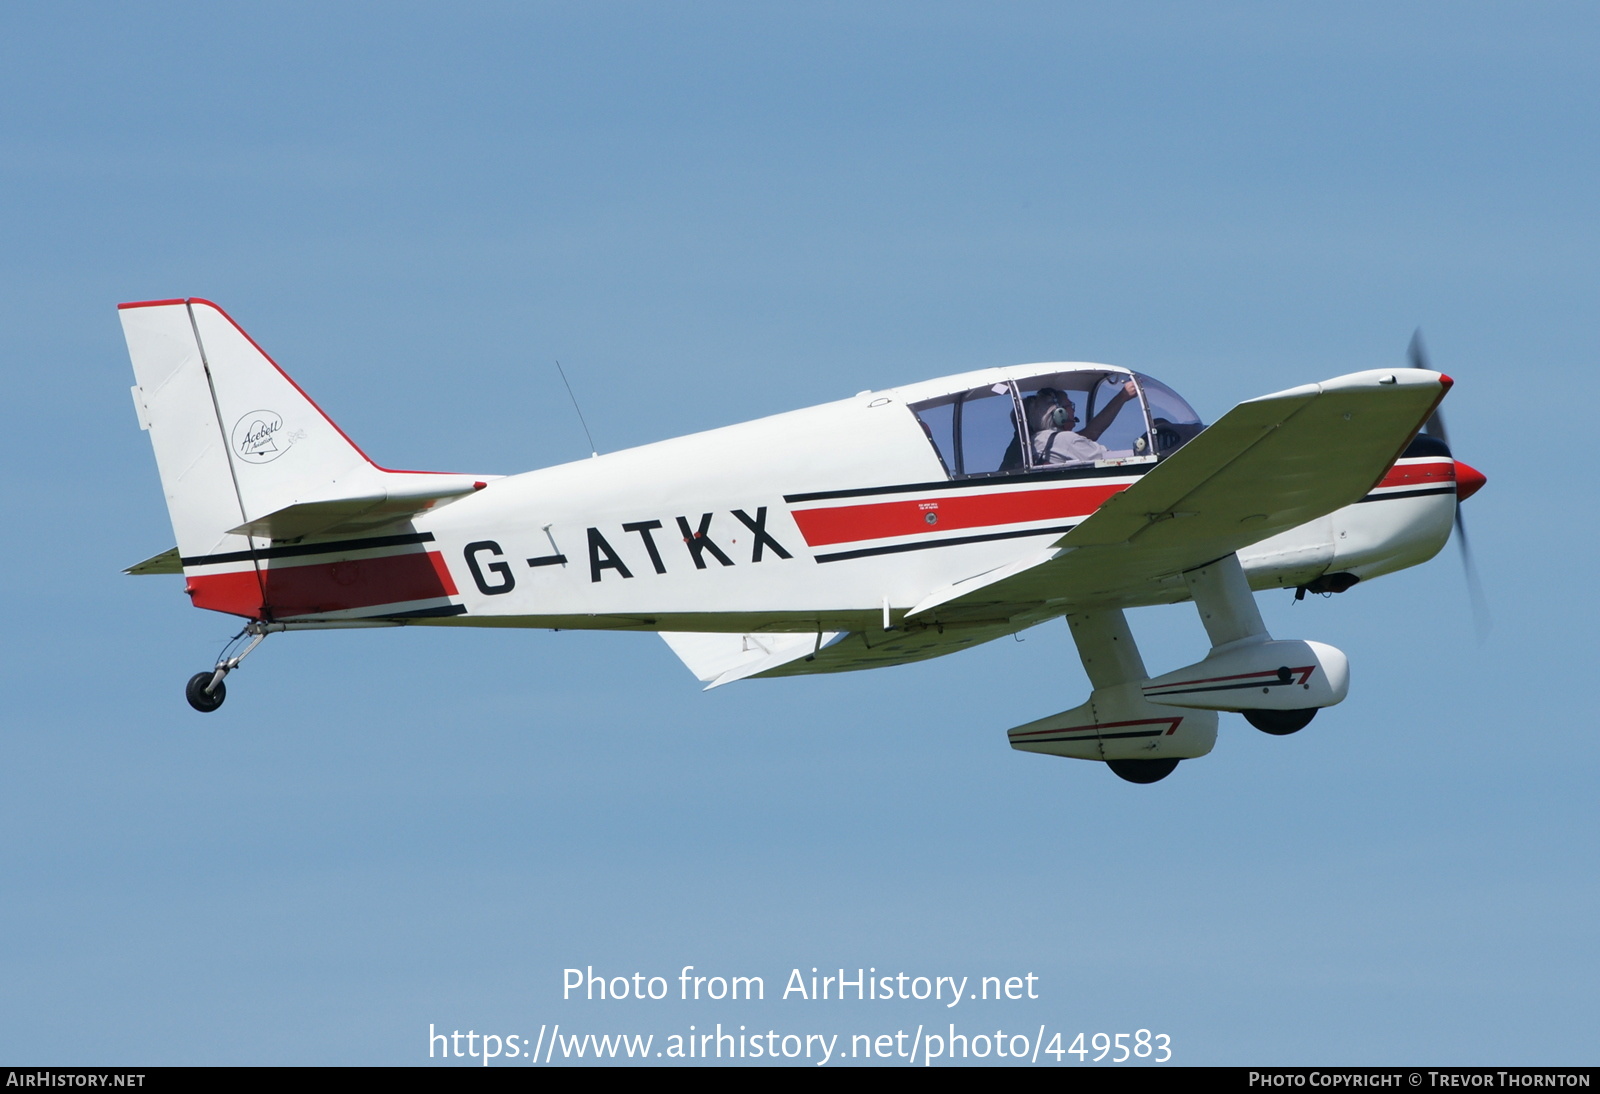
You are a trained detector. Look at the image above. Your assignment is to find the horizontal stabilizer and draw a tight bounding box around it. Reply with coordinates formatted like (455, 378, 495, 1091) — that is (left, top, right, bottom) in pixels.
(661, 630, 844, 689)
(125, 547, 181, 575)
(227, 475, 485, 540)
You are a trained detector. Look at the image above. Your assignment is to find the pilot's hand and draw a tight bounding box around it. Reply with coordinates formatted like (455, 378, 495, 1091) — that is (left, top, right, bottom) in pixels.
(1121, 380, 1138, 400)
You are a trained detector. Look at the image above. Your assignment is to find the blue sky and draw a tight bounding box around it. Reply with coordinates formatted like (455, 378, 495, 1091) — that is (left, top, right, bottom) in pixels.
(1, 2, 1595, 1065)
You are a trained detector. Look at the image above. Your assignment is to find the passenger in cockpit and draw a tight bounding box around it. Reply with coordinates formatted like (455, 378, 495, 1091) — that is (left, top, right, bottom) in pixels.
(1025, 380, 1139, 466)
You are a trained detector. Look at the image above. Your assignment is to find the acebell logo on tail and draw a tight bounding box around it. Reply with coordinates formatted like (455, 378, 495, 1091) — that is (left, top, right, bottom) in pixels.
(231, 410, 291, 463)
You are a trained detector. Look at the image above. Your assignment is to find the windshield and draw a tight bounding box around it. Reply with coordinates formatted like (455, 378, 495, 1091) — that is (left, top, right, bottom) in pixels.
(1134, 373, 1203, 458)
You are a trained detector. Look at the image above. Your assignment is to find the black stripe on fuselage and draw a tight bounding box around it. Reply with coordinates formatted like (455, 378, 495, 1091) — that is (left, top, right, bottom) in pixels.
(376, 604, 469, 619)
(181, 532, 437, 567)
(812, 524, 1077, 563)
(1012, 728, 1167, 744)
(1355, 486, 1457, 504)
(1146, 679, 1300, 698)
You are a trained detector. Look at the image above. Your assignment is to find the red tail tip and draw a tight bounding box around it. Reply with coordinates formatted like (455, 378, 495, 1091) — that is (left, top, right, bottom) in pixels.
(1454, 460, 1486, 502)
(117, 298, 188, 310)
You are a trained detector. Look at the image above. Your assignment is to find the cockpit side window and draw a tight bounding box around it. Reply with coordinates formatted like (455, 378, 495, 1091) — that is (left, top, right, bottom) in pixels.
(911, 394, 958, 476)
(958, 383, 1023, 477)
(1015, 370, 1152, 468)
(1016, 375, 1101, 468)
(1084, 373, 1151, 456)
(909, 383, 1024, 478)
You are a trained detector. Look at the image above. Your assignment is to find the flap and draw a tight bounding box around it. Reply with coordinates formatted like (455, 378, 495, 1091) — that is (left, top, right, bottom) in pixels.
(905, 546, 1063, 619)
(660, 630, 844, 689)
(757, 615, 1054, 678)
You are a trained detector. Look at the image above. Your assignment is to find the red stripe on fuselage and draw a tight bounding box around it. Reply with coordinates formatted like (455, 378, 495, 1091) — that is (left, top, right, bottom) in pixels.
(791, 482, 1129, 547)
(186, 550, 458, 619)
(1375, 459, 1455, 490)
(1009, 716, 1184, 738)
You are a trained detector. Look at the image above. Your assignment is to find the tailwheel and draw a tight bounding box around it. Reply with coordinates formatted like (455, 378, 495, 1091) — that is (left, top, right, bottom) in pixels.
(1107, 758, 1180, 784)
(1243, 708, 1317, 735)
(184, 622, 272, 713)
(185, 671, 226, 713)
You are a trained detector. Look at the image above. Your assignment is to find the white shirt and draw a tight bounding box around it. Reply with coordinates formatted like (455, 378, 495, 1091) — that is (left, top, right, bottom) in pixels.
(1032, 429, 1108, 466)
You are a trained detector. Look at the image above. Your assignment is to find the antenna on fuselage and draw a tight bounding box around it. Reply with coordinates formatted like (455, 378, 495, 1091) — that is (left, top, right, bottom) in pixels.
(554, 360, 599, 458)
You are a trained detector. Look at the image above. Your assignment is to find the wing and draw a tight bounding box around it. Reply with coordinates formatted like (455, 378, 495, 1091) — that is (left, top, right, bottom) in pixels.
(905, 367, 1450, 622)
(671, 368, 1447, 685)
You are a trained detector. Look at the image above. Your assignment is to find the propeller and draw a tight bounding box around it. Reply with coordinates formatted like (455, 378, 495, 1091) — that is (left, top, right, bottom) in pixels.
(1409, 329, 1490, 637)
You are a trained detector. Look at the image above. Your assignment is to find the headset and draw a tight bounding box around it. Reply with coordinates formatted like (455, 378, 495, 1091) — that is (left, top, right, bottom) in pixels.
(1032, 387, 1077, 432)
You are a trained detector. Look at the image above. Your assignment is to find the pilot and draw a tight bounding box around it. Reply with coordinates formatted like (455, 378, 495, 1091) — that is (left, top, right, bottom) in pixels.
(1025, 381, 1139, 465)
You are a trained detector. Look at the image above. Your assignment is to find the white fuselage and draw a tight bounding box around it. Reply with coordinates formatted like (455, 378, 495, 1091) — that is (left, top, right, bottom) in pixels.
(234, 365, 1456, 634)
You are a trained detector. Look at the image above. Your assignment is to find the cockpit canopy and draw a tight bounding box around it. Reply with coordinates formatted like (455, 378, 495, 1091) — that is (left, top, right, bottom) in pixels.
(908, 368, 1204, 480)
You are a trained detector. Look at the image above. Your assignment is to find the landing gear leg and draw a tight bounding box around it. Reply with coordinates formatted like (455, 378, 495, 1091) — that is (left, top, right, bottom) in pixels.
(1063, 610, 1217, 784)
(1176, 553, 1347, 733)
(185, 622, 270, 713)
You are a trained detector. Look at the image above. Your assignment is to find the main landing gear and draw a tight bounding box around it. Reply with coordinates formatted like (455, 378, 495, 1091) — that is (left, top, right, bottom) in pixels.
(184, 622, 270, 713)
(1007, 552, 1350, 784)
(1005, 611, 1220, 783)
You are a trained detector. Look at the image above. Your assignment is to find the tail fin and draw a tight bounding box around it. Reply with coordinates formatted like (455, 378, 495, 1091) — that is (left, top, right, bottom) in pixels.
(122, 298, 487, 561)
